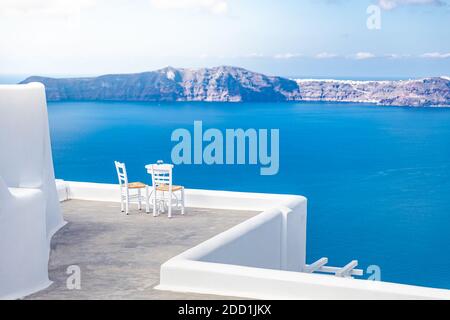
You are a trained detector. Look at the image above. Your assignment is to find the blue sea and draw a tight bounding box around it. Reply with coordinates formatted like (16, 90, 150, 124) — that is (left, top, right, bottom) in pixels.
(48, 100, 450, 290)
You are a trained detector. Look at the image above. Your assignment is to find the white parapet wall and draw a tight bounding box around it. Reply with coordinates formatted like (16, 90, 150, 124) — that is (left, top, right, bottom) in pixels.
(62, 180, 450, 300)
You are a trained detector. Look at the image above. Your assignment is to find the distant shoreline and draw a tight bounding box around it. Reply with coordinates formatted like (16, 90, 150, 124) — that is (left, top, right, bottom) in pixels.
(46, 99, 450, 109)
(17, 66, 450, 107)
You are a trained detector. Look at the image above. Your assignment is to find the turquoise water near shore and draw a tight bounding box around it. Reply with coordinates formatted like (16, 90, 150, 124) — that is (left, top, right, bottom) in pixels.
(48, 100, 450, 290)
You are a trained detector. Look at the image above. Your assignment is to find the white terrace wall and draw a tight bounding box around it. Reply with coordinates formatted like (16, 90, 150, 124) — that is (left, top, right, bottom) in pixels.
(198, 209, 283, 270)
(157, 259, 450, 300)
(181, 198, 307, 273)
(157, 197, 450, 299)
(60, 181, 450, 299)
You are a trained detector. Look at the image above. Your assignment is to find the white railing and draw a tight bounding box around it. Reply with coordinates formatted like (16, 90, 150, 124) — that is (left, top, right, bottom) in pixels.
(305, 258, 363, 278)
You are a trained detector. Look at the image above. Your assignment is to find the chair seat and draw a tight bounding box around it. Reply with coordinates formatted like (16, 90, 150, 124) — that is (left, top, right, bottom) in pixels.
(156, 184, 183, 192)
(127, 182, 147, 189)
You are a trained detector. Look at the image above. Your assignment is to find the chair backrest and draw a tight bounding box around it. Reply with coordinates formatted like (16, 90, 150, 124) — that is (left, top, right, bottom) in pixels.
(114, 161, 128, 188)
(0, 83, 47, 188)
(150, 164, 174, 188)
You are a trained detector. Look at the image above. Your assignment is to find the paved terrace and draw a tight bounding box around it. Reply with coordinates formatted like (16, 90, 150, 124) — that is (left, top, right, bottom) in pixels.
(26, 200, 257, 300)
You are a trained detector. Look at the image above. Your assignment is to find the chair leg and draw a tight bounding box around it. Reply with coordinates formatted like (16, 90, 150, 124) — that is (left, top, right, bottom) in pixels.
(181, 188, 185, 215)
(120, 195, 124, 212)
(153, 188, 157, 217)
(145, 186, 150, 213)
(138, 188, 142, 211)
(161, 191, 166, 213)
(125, 196, 129, 215)
(168, 191, 172, 218)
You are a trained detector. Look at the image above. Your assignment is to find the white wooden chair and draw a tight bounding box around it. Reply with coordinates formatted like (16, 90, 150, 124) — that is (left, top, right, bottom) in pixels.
(150, 164, 185, 218)
(114, 161, 149, 215)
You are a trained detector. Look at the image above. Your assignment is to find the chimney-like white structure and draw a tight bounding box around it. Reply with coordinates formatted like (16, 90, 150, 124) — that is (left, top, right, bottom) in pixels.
(0, 83, 65, 299)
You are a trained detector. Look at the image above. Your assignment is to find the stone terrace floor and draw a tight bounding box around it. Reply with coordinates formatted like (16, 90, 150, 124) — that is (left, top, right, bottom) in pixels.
(26, 200, 257, 300)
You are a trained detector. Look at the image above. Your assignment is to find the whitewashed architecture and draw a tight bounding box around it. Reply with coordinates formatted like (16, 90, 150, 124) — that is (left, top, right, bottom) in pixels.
(0, 83, 65, 299)
(58, 181, 450, 300)
(1, 83, 448, 300)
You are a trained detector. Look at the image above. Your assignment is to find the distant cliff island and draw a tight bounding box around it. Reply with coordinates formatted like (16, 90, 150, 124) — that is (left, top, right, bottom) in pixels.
(21, 66, 450, 107)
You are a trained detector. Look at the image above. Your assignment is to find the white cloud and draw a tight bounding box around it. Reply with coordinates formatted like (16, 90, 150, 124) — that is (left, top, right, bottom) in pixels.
(421, 52, 450, 59)
(245, 53, 265, 58)
(150, 0, 229, 15)
(273, 52, 301, 59)
(377, 0, 444, 10)
(0, 0, 95, 18)
(353, 52, 376, 60)
(273, 53, 302, 59)
(315, 52, 338, 59)
(385, 53, 411, 59)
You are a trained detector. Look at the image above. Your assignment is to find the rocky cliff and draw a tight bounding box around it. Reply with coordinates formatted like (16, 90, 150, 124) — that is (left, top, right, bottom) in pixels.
(21, 66, 300, 103)
(20, 66, 450, 106)
(296, 77, 450, 107)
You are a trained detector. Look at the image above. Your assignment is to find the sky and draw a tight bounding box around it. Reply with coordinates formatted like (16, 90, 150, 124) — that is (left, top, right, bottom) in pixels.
(0, 0, 449, 78)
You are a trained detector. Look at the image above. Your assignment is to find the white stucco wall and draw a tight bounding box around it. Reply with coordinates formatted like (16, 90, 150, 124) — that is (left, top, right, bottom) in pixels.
(198, 209, 283, 270)
(62, 180, 450, 299)
(156, 196, 449, 299)
(0, 83, 65, 299)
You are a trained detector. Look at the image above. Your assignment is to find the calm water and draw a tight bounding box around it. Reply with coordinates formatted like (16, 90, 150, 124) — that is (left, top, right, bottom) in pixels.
(48, 101, 450, 290)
